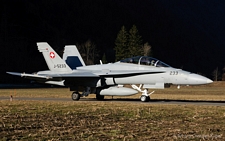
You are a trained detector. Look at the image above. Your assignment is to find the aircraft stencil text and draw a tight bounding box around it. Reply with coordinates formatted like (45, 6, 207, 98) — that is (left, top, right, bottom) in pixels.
(54, 64, 66, 68)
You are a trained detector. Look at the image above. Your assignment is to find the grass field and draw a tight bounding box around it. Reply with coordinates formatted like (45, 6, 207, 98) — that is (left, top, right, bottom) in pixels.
(0, 82, 225, 140)
(1, 82, 225, 101)
(1, 101, 225, 140)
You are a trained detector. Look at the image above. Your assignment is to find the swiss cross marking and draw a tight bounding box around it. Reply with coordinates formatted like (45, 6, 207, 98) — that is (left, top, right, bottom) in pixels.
(50, 52, 55, 59)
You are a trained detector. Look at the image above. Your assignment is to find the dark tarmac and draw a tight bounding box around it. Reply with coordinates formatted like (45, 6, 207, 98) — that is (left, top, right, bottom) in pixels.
(0, 96, 225, 106)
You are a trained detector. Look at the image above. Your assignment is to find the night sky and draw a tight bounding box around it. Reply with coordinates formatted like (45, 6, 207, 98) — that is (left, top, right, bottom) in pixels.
(1, 0, 225, 83)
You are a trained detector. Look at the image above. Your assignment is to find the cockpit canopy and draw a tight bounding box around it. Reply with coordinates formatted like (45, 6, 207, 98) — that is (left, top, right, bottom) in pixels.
(120, 56, 171, 67)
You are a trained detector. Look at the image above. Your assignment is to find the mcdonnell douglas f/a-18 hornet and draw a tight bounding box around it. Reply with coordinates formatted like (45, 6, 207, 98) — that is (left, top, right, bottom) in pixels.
(7, 42, 213, 102)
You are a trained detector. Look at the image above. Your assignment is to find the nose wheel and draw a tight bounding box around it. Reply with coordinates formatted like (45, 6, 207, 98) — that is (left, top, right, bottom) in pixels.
(72, 92, 80, 101)
(140, 95, 150, 102)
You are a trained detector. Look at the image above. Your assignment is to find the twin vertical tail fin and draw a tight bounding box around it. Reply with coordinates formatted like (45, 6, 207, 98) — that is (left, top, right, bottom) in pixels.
(63, 45, 85, 69)
(37, 42, 72, 73)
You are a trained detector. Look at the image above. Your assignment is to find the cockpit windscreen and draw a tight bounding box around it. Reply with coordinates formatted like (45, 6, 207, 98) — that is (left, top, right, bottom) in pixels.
(120, 56, 171, 67)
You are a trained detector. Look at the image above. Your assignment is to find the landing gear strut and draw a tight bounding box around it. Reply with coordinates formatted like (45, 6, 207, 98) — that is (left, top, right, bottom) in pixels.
(71, 87, 91, 101)
(131, 84, 155, 102)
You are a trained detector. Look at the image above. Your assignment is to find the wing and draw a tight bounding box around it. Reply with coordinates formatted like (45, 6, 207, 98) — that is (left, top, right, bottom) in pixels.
(6, 71, 100, 87)
(7, 71, 99, 79)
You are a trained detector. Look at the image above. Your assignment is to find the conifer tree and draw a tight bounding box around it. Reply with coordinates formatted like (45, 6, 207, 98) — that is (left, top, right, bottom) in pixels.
(114, 26, 128, 61)
(128, 25, 143, 56)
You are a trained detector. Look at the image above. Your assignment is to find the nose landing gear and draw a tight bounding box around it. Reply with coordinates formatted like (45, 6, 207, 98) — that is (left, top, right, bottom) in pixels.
(131, 84, 155, 102)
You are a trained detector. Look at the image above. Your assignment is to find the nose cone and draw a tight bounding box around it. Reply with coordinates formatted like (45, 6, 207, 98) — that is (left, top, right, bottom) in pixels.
(188, 74, 213, 85)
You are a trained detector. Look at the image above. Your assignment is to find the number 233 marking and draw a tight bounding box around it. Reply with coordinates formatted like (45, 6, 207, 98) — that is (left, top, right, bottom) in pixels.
(170, 71, 178, 75)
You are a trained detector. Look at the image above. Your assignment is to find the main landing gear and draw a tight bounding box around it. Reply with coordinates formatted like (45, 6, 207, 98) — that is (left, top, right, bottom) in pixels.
(71, 87, 91, 101)
(71, 91, 105, 101)
(131, 84, 155, 102)
(71, 92, 80, 101)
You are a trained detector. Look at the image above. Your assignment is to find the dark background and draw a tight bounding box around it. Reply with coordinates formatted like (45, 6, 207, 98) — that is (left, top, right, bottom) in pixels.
(1, 0, 225, 83)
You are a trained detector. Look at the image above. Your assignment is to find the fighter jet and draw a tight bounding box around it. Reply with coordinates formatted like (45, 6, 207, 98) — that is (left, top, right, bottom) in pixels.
(7, 42, 213, 102)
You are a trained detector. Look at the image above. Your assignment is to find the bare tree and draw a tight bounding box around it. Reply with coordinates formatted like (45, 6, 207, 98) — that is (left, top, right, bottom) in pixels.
(77, 40, 98, 65)
(222, 66, 225, 81)
(212, 67, 221, 81)
(143, 42, 151, 56)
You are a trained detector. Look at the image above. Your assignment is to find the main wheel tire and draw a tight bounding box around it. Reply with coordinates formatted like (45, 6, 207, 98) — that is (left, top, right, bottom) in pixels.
(72, 92, 80, 101)
(96, 94, 104, 100)
(140, 95, 150, 102)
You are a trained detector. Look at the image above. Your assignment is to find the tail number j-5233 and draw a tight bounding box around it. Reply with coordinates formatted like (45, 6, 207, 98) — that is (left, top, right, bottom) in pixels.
(54, 64, 66, 68)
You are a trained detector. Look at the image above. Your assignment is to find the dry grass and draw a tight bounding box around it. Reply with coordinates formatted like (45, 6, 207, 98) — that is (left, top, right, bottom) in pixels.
(0, 82, 225, 101)
(0, 82, 225, 140)
(0, 88, 71, 98)
(0, 101, 225, 140)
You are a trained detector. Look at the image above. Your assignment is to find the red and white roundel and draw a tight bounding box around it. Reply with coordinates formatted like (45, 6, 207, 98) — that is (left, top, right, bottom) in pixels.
(50, 52, 55, 59)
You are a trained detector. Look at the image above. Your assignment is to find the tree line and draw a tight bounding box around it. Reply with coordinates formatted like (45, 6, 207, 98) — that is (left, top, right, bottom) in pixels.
(212, 67, 225, 81)
(114, 25, 151, 61)
(78, 25, 225, 82)
(78, 25, 152, 65)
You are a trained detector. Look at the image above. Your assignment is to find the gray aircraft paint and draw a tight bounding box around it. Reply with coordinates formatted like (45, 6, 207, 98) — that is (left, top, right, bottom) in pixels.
(7, 42, 213, 102)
